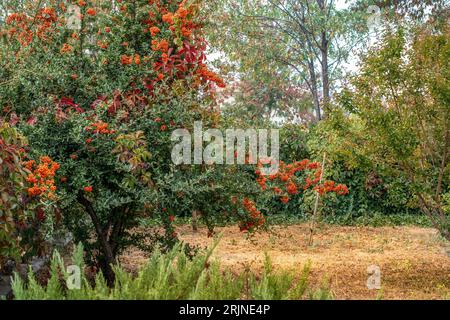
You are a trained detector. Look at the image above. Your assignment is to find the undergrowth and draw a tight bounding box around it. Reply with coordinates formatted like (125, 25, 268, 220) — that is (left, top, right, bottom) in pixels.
(11, 240, 332, 300)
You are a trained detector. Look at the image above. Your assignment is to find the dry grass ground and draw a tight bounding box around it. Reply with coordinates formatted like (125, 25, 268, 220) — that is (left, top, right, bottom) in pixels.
(121, 223, 450, 300)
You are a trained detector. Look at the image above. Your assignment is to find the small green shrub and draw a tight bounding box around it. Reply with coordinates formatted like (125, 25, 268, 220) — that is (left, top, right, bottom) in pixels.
(12, 241, 331, 300)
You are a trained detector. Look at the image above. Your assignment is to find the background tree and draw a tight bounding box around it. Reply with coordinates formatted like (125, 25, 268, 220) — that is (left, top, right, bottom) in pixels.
(206, 0, 369, 121)
(332, 25, 449, 240)
(352, 0, 449, 23)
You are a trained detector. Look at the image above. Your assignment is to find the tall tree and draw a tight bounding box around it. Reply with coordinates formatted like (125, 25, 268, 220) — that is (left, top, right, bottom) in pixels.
(206, 0, 369, 121)
(335, 26, 450, 240)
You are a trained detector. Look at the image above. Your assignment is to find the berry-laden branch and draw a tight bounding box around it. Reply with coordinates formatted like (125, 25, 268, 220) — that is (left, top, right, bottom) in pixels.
(251, 158, 349, 237)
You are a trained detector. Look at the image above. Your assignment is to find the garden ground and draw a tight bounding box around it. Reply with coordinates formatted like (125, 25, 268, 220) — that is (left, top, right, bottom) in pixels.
(122, 223, 450, 300)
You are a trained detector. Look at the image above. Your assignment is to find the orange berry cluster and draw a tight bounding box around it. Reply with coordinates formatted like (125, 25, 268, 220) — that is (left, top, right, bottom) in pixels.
(25, 156, 60, 199)
(5, 8, 57, 47)
(150, 26, 160, 36)
(315, 180, 349, 196)
(60, 43, 73, 54)
(5, 13, 33, 46)
(151, 39, 170, 53)
(86, 120, 115, 135)
(159, 1, 191, 27)
(121, 54, 141, 65)
(196, 63, 226, 88)
(86, 8, 96, 16)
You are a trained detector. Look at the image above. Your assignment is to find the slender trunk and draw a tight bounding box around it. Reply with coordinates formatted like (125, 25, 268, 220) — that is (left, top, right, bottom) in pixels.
(308, 153, 326, 246)
(317, 0, 330, 111)
(321, 32, 330, 108)
(192, 210, 199, 232)
(308, 60, 321, 121)
(435, 129, 449, 204)
(110, 207, 128, 257)
(77, 194, 116, 286)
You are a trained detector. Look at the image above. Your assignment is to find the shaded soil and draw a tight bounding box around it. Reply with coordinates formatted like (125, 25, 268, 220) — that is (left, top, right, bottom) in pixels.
(121, 223, 450, 300)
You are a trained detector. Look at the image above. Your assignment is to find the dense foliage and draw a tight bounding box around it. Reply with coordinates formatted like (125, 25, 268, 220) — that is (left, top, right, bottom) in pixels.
(0, 0, 267, 283)
(331, 26, 449, 240)
(0, 123, 27, 266)
(0, 123, 61, 268)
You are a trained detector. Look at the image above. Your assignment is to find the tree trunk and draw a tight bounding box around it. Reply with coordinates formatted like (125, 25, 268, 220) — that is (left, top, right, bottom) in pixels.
(317, 0, 330, 111)
(192, 210, 199, 232)
(77, 194, 116, 286)
(320, 32, 330, 108)
(308, 60, 321, 121)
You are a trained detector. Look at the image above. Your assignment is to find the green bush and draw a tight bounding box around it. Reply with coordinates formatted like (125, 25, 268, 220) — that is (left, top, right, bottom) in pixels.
(333, 27, 449, 240)
(11, 241, 331, 300)
(261, 121, 422, 222)
(1, 0, 266, 283)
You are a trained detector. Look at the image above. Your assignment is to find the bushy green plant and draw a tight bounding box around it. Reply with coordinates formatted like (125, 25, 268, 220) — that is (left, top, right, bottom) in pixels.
(11, 241, 331, 300)
(306, 120, 423, 218)
(1, 0, 265, 284)
(333, 26, 449, 240)
(21, 105, 158, 284)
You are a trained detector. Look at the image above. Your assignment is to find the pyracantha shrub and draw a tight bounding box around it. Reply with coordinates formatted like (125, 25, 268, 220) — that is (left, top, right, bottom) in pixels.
(1, 0, 264, 284)
(22, 105, 156, 285)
